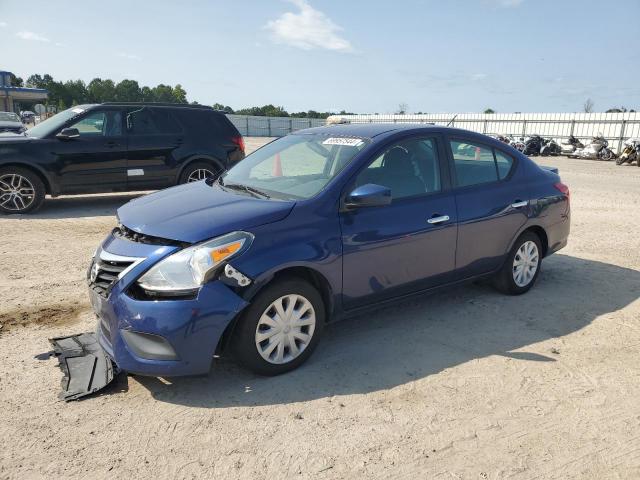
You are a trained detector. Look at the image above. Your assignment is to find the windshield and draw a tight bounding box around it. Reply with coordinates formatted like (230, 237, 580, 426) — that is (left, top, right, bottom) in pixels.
(0, 112, 20, 123)
(220, 133, 369, 200)
(26, 106, 91, 138)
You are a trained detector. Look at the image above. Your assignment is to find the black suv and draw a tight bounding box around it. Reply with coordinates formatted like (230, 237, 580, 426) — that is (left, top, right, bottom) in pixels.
(0, 103, 245, 214)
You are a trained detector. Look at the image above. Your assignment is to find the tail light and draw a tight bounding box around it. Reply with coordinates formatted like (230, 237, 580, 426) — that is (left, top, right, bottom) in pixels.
(554, 182, 570, 199)
(232, 136, 245, 154)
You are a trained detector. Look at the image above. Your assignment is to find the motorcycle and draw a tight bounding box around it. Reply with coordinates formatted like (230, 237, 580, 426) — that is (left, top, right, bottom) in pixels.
(560, 135, 584, 155)
(616, 138, 640, 166)
(569, 134, 617, 161)
(540, 137, 561, 156)
(523, 135, 544, 156)
(509, 136, 526, 152)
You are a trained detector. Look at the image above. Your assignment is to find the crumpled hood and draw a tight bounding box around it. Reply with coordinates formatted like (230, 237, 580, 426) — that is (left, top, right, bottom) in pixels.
(117, 181, 296, 243)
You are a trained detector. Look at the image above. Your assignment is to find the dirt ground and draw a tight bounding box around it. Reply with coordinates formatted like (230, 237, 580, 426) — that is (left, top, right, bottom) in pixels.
(1, 139, 639, 479)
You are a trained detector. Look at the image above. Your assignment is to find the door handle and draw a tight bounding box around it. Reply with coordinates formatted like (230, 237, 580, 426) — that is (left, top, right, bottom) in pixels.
(105, 141, 120, 148)
(511, 200, 528, 208)
(427, 215, 450, 224)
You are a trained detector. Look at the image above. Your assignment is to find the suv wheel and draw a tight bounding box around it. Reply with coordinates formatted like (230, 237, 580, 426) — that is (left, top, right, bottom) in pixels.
(0, 167, 46, 214)
(231, 278, 325, 376)
(494, 231, 542, 295)
(179, 161, 221, 184)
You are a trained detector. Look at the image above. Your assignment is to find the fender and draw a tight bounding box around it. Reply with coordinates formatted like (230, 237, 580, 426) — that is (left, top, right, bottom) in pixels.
(0, 159, 57, 195)
(175, 154, 224, 184)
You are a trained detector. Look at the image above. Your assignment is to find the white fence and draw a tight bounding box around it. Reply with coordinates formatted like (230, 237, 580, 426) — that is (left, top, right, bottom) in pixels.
(226, 114, 326, 137)
(227, 112, 640, 153)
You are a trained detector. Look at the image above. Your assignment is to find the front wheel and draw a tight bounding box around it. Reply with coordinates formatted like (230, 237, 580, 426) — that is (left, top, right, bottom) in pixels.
(599, 149, 614, 161)
(494, 232, 542, 295)
(231, 278, 325, 376)
(0, 167, 46, 214)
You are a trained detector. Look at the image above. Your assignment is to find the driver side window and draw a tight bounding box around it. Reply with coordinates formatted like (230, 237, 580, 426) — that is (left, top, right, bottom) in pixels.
(355, 138, 441, 199)
(70, 110, 122, 137)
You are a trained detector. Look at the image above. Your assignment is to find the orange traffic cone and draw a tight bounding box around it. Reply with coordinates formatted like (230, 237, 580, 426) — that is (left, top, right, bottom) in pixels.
(272, 152, 283, 177)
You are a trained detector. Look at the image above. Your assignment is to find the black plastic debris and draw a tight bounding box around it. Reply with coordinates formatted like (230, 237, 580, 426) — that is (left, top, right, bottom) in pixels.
(49, 332, 118, 401)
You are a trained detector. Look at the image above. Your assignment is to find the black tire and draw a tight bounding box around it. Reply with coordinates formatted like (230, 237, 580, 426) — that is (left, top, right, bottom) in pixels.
(616, 156, 627, 166)
(493, 231, 543, 295)
(0, 166, 46, 214)
(231, 278, 325, 376)
(178, 161, 222, 184)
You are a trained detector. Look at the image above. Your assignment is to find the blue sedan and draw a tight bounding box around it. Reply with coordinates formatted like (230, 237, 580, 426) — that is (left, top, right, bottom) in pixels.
(86, 123, 570, 378)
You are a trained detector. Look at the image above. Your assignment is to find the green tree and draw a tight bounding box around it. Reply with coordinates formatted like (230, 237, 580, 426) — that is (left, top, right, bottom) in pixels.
(484, 108, 496, 114)
(87, 78, 116, 103)
(173, 84, 187, 103)
(114, 79, 142, 102)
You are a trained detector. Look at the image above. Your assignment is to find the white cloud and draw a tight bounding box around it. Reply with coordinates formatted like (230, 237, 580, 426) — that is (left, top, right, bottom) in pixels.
(117, 52, 142, 61)
(55, 42, 66, 47)
(471, 73, 488, 80)
(16, 31, 50, 42)
(0, 21, 8, 28)
(265, 0, 353, 53)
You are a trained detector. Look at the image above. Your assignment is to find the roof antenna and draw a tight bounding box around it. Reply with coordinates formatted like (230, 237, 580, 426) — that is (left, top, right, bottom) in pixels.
(446, 114, 458, 127)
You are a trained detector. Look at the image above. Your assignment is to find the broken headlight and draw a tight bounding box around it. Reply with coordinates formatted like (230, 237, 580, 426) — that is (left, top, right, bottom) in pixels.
(137, 231, 253, 295)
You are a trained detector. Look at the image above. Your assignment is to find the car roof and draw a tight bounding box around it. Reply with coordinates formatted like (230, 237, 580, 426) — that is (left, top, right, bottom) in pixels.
(100, 102, 215, 110)
(296, 123, 441, 138)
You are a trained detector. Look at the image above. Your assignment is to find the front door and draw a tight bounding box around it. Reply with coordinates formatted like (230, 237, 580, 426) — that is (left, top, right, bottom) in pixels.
(340, 136, 458, 310)
(125, 107, 184, 190)
(55, 109, 127, 192)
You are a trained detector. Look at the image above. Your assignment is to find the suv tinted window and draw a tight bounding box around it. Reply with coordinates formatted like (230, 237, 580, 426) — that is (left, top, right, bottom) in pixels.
(126, 108, 181, 135)
(355, 137, 441, 199)
(450, 140, 498, 187)
(127, 108, 156, 135)
(151, 108, 182, 134)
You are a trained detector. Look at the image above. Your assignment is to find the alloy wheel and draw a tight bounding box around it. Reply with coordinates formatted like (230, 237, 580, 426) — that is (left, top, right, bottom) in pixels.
(513, 240, 539, 287)
(255, 294, 316, 365)
(187, 168, 215, 182)
(0, 174, 36, 212)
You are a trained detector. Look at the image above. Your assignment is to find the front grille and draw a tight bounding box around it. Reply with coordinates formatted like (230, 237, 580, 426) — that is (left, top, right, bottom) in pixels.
(89, 257, 135, 298)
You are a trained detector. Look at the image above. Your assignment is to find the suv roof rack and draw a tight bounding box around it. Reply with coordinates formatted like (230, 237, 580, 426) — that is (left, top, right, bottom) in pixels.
(101, 102, 214, 110)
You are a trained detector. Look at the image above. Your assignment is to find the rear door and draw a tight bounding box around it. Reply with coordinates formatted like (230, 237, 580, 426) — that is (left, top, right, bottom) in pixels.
(55, 108, 127, 192)
(125, 107, 184, 189)
(447, 138, 529, 278)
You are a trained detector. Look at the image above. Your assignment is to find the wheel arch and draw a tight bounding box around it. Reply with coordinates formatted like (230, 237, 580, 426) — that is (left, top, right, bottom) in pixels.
(214, 265, 335, 356)
(0, 162, 54, 195)
(509, 223, 549, 258)
(176, 155, 225, 184)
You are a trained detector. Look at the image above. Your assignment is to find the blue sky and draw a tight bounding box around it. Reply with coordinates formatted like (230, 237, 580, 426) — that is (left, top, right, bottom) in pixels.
(1, 0, 639, 113)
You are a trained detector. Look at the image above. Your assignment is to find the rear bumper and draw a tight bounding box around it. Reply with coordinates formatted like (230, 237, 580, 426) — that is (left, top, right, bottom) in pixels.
(91, 234, 249, 377)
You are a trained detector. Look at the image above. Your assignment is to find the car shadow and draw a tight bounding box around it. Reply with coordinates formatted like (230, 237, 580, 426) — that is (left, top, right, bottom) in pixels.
(23, 193, 146, 219)
(135, 254, 640, 407)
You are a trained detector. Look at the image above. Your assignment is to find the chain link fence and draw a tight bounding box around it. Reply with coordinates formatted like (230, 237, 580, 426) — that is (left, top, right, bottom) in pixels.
(227, 112, 640, 154)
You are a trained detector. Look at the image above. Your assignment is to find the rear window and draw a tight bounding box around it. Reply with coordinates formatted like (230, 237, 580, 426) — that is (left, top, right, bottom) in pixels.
(450, 139, 515, 187)
(174, 109, 239, 138)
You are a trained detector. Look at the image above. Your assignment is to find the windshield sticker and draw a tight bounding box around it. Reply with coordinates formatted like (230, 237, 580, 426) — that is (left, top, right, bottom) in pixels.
(71, 108, 85, 114)
(322, 137, 364, 147)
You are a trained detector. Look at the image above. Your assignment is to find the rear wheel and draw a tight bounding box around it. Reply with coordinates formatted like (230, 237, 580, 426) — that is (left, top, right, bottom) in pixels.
(231, 278, 325, 376)
(0, 167, 45, 214)
(494, 232, 542, 295)
(178, 161, 221, 184)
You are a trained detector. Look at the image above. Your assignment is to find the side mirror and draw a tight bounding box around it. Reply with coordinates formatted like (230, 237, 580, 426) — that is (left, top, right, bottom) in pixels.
(56, 128, 80, 140)
(345, 183, 392, 209)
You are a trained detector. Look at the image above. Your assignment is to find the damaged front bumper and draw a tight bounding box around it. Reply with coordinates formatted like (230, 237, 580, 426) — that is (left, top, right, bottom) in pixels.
(50, 332, 119, 401)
